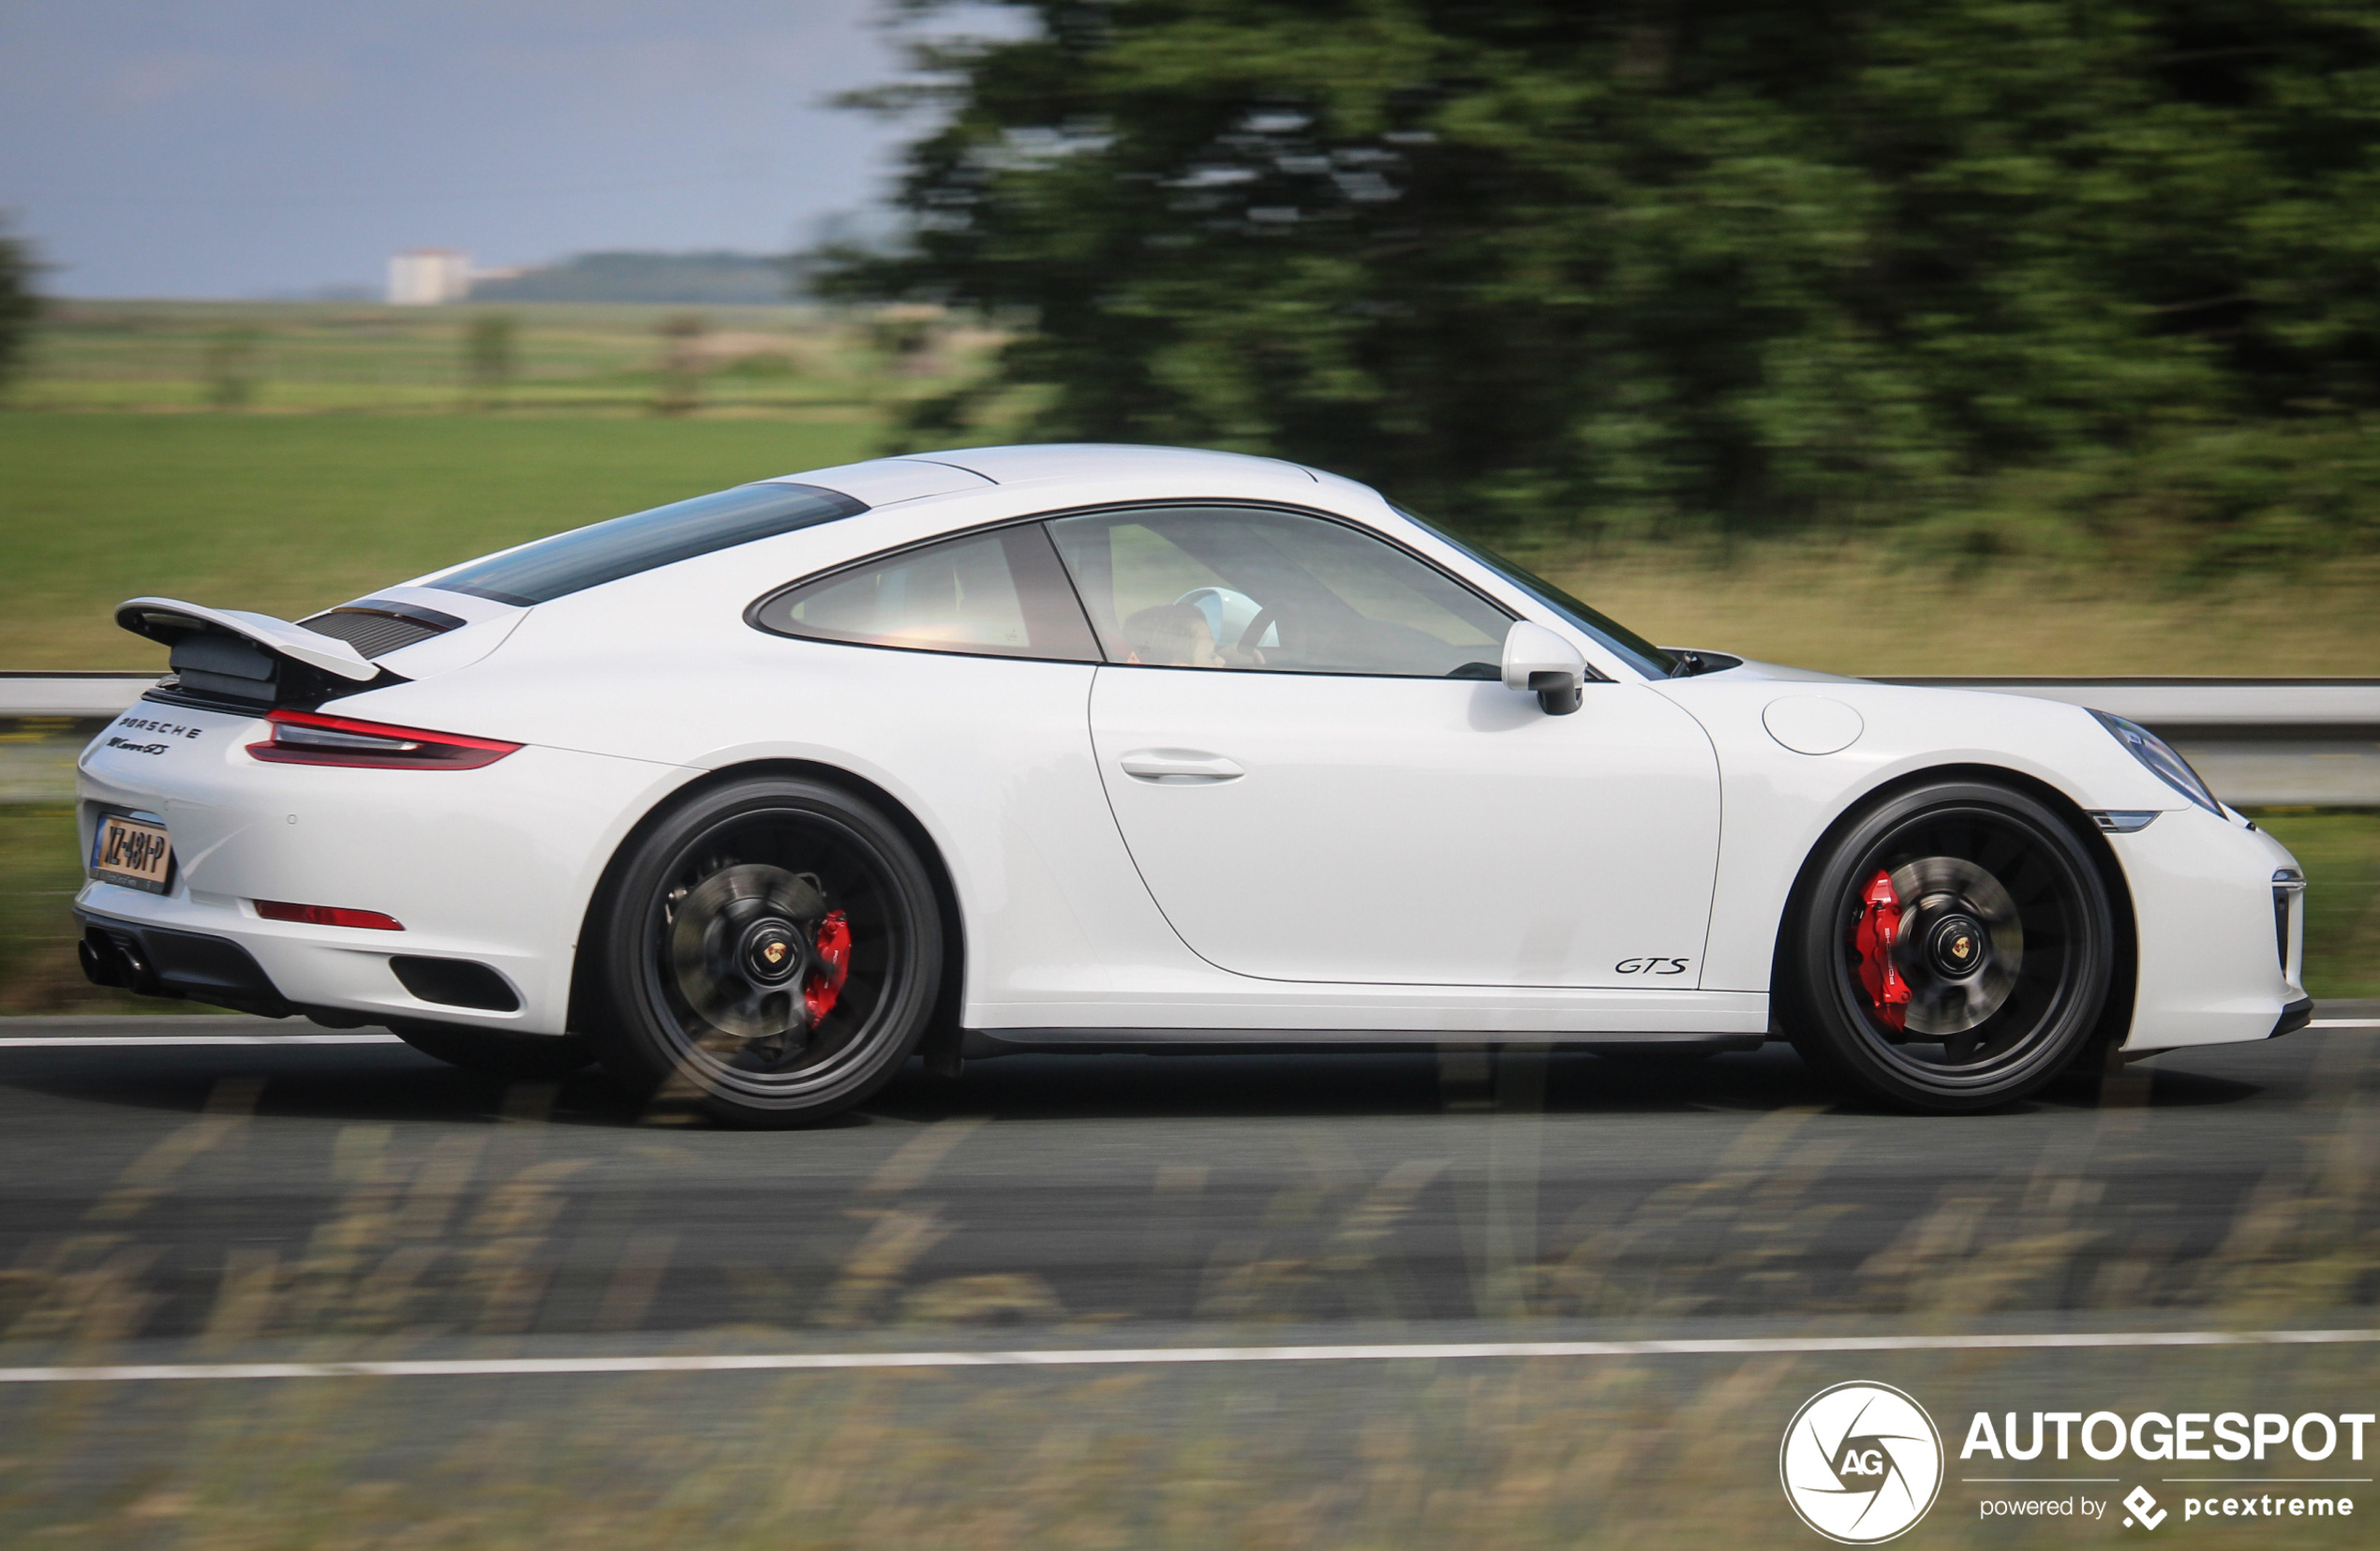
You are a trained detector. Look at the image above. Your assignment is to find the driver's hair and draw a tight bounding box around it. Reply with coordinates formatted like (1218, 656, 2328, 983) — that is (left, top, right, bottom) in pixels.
(1120, 602, 1213, 665)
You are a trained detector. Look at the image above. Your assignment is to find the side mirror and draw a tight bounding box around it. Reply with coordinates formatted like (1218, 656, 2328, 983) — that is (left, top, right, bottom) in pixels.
(1501, 620, 1586, 716)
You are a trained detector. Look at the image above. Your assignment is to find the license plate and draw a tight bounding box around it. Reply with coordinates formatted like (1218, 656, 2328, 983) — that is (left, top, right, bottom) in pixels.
(90, 813, 173, 893)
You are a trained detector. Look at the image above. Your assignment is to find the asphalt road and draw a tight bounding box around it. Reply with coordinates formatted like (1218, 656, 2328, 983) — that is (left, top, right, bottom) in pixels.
(0, 1006, 2373, 1349)
(4, 1009, 2379, 1543)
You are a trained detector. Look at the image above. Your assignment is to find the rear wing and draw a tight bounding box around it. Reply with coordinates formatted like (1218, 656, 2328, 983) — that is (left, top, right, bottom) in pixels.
(116, 597, 380, 711)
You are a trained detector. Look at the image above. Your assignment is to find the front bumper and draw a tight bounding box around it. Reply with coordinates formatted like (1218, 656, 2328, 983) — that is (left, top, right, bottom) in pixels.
(2114, 805, 2309, 1051)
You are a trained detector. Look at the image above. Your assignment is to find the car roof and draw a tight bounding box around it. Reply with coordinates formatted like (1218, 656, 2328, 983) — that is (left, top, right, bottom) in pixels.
(769, 443, 1324, 508)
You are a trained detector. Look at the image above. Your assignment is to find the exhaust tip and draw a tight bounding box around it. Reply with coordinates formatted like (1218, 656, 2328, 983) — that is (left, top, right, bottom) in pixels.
(76, 932, 126, 990)
(79, 927, 158, 994)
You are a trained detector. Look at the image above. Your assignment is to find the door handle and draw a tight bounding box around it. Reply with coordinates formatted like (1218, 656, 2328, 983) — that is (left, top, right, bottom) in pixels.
(1118, 749, 1244, 783)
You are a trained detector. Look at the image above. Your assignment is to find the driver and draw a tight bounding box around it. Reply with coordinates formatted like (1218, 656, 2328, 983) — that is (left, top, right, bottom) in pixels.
(1120, 602, 1227, 667)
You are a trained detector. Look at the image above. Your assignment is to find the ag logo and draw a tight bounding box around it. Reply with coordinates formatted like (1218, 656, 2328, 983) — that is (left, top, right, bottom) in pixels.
(1779, 1381, 1943, 1544)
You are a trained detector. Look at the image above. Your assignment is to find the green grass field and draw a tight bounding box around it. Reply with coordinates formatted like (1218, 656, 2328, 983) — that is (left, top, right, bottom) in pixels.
(3, 398, 2379, 671)
(0, 415, 886, 667)
(11, 299, 996, 417)
(6, 302, 2380, 673)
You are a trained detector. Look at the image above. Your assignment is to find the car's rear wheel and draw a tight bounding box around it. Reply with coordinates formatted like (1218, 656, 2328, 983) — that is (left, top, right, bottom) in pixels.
(584, 775, 943, 1127)
(1778, 780, 2113, 1112)
(389, 1020, 595, 1080)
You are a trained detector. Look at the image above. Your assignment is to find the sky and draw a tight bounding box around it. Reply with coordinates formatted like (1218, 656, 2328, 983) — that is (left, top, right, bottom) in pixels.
(0, 0, 997, 298)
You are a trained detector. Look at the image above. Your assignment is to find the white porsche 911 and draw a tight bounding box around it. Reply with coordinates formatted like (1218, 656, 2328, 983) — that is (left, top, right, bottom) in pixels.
(75, 444, 2309, 1123)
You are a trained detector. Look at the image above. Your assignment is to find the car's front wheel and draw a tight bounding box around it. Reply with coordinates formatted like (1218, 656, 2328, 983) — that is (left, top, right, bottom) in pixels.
(1778, 779, 2115, 1112)
(583, 775, 944, 1127)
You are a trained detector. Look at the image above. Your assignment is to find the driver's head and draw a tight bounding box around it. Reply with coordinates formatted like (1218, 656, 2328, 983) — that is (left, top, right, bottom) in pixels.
(1121, 602, 1225, 667)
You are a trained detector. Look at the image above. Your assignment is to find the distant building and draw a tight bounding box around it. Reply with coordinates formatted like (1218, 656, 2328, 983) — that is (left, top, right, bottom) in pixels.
(387, 248, 472, 306)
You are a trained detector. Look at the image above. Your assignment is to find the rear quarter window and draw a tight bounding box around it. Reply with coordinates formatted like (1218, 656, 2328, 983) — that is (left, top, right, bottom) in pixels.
(425, 482, 867, 606)
(752, 524, 1101, 663)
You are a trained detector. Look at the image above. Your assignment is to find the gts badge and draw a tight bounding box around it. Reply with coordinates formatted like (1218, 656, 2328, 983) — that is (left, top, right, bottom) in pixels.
(1614, 957, 1691, 976)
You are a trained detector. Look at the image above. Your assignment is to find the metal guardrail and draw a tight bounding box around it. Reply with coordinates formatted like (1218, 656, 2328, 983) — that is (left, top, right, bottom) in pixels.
(5, 672, 2377, 804)
(1882, 678, 2380, 806)
(1883, 677, 2380, 734)
(0, 672, 159, 720)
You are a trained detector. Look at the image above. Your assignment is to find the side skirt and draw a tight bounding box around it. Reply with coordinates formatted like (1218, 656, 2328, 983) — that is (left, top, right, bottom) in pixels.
(958, 1028, 1768, 1060)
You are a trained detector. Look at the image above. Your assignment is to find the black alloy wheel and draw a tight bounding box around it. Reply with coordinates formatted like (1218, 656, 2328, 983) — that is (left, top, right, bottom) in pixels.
(1779, 780, 2115, 1112)
(584, 775, 943, 1127)
(388, 1019, 595, 1080)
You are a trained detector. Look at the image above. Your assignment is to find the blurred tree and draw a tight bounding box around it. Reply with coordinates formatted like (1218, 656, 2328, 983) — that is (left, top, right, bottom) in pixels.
(653, 312, 707, 415)
(823, 1, 2380, 558)
(202, 328, 261, 410)
(463, 312, 518, 410)
(0, 218, 41, 394)
(867, 306, 944, 373)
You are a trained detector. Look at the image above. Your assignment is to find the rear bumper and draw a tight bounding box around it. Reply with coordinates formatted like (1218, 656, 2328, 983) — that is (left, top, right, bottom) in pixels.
(75, 698, 692, 1035)
(76, 910, 292, 1018)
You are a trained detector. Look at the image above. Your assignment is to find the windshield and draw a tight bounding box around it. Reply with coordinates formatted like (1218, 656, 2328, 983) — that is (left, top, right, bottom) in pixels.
(1391, 507, 1678, 679)
(424, 481, 867, 606)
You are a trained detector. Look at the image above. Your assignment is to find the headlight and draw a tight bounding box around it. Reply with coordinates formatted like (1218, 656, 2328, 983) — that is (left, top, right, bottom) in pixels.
(2089, 708, 2224, 817)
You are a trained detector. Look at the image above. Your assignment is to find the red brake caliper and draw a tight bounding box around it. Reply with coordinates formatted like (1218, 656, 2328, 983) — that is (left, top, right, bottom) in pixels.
(1852, 871, 1911, 1032)
(804, 910, 851, 1025)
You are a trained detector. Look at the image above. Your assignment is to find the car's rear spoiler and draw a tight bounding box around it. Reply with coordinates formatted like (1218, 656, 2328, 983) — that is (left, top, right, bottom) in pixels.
(116, 596, 385, 712)
(116, 598, 378, 680)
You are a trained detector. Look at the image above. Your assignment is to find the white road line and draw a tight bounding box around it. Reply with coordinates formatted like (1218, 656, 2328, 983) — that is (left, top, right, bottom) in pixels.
(4, 1024, 2372, 1047)
(2, 1327, 2377, 1384)
(0, 1034, 403, 1048)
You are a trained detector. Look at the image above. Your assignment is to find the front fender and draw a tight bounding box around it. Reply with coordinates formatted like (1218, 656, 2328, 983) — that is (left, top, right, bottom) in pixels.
(1662, 679, 2182, 995)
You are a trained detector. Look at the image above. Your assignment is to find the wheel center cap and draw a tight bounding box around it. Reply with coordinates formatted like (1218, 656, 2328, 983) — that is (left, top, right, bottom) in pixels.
(738, 919, 806, 987)
(1927, 913, 1986, 978)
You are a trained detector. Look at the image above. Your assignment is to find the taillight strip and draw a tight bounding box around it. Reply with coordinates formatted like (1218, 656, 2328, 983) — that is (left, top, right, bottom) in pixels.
(255, 901, 405, 931)
(246, 708, 521, 770)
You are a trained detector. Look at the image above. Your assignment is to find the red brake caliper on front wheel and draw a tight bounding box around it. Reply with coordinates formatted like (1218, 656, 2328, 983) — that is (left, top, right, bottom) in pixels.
(804, 910, 851, 1025)
(1852, 871, 1911, 1032)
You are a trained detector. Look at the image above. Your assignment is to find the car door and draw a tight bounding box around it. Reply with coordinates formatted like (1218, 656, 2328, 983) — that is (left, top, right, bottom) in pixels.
(1049, 504, 1723, 990)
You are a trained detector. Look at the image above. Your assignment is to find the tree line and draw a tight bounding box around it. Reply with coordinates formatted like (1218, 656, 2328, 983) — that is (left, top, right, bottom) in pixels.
(823, 1, 2380, 570)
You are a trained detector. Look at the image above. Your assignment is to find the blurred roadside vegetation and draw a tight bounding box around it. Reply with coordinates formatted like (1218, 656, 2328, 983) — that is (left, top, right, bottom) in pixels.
(6, 1349, 2376, 1547)
(0, 218, 37, 391)
(8, 285, 2380, 672)
(826, 0, 2380, 582)
(7, 300, 1000, 419)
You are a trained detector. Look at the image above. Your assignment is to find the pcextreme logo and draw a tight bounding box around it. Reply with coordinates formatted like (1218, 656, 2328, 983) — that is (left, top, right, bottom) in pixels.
(1781, 1381, 1946, 1544)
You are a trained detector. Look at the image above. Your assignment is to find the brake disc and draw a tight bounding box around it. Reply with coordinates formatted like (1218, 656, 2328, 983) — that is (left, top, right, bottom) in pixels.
(1889, 856, 2023, 1036)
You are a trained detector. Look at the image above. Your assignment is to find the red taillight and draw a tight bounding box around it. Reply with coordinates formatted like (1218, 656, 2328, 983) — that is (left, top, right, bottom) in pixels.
(246, 708, 520, 770)
(255, 900, 405, 931)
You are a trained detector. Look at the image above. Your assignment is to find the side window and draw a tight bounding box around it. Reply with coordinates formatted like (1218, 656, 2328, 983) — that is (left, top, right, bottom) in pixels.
(1045, 505, 1510, 679)
(754, 524, 1101, 663)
